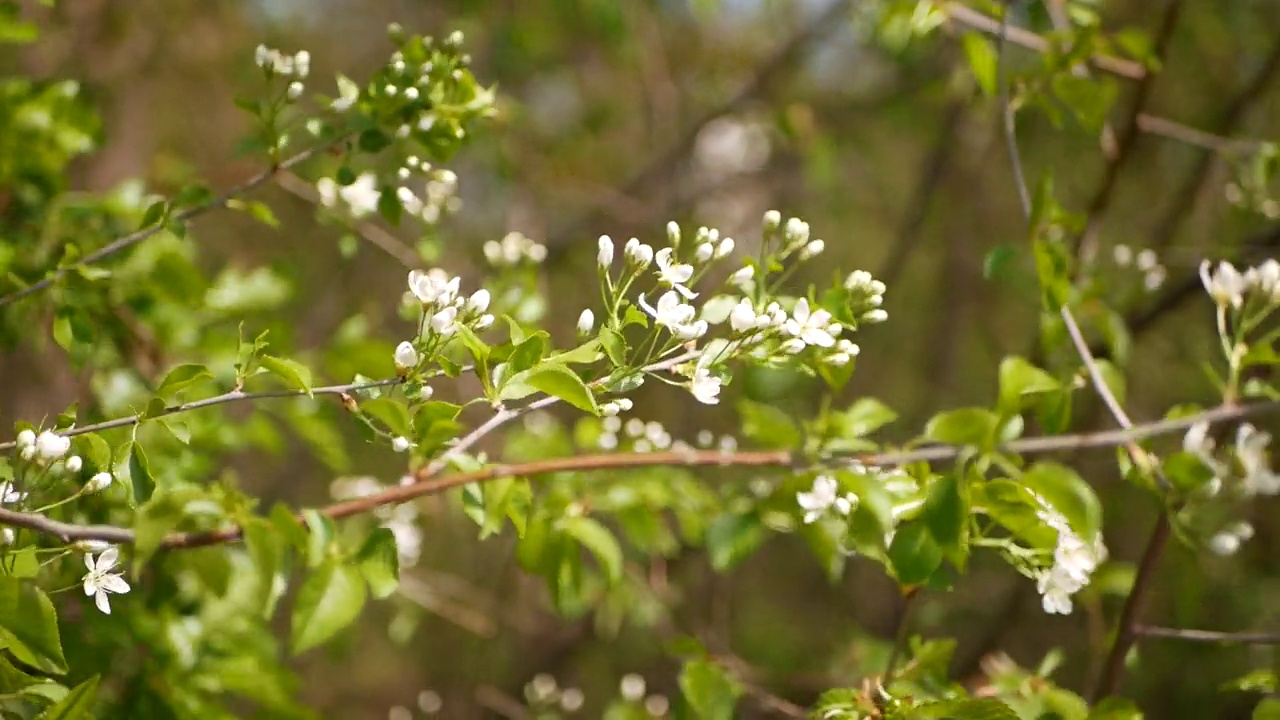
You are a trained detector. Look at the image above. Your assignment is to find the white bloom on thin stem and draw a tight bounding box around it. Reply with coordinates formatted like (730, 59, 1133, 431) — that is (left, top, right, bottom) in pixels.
(467, 289, 491, 314)
(408, 269, 461, 308)
(784, 299, 835, 348)
(638, 291, 697, 334)
(796, 475, 858, 524)
(83, 548, 130, 615)
(1199, 260, 1246, 309)
(654, 248, 696, 299)
(0, 482, 26, 504)
(392, 436, 412, 453)
(694, 243, 714, 263)
(394, 341, 419, 370)
(35, 431, 71, 463)
(716, 237, 735, 258)
(689, 367, 722, 405)
(430, 306, 458, 335)
(65, 455, 82, 474)
(800, 240, 825, 259)
(729, 299, 757, 333)
(577, 309, 595, 335)
(1033, 502, 1105, 615)
(1235, 423, 1280, 495)
(16, 429, 35, 449)
(597, 235, 614, 267)
(728, 265, 755, 291)
(85, 472, 112, 494)
(624, 238, 653, 268)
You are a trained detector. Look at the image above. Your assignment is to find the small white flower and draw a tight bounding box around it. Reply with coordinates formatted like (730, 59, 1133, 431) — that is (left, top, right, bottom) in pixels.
(625, 238, 654, 267)
(826, 352, 851, 367)
(431, 306, 458, 335)
(254, 44, 270, 68)
(598, 235, 614, 267)
(16, 429, 35, 448)
(1235, 423, 1280, 496)
(0, 528, 12, 545)
(1199, 260, 1246, 309)
(716, 237, 734, 258)
(800, 240, 825, 259)
(577, 309, 595, 335)
(779, 338, 806, 355)
(65, 455, 82, 473)
(694, 243, 714, 263)
(689, 368, 722, 405)
(287, 81, 304, 100)
(638, 291, 697, 334)
(392, 436, 411, 452)
(35, 431, 71, 463)
(784, 299, 835, 348)
(1113, 244, 1133, 267)
(1209, 531, 1241, 556)
(621, 674, 646, 702)
(654, 248, 696, 299)
(408, 269, 461, 308)
(394, 341, 419, 370)
(666, 221, 681, 246)
(616, 398, 633, 411)
(467, 289, 491, 314)
(85, 472, 112, 494)
(403, 86, 419, 101)
(783, 217, 809, 246)
(861, 308, 888, 324)
(672, 319, 708, 340)
(294, 50, 310, 78)
(836, 339, 860, 356)
(728, 265, 755, 291)
(762, 209, 781, 231)
(419, 385, 434, 401)
(729, 299, 757, 333)
(796, 475, 858, 524)
(475, 313, 495, 330)
(82, 548, 130, 615)
(0, 481, 26, 504)
(600, 402, 621, 417)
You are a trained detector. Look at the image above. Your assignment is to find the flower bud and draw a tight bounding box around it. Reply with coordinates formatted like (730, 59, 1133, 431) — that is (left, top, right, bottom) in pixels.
(666, 221, 681, 247)
(616, 398, 633, 411)
(577, 309, 595, 336)
(695, 243, 714, 263)
(392, 436, 411, 452)
(800, 239, 825, 259)
(716, 237, 735, 258)
(780, 338, 806, 355)
(419, 385, 434, 401)
(597, 235, 614, 267)
(394, 341, 419, 370)
(729, 266, 755, 291)
(65, 455, 82, 474)
(287, 81, 304, 100)
(467, 289, 491, 314)
(600, 402, 620, 417)
(85, 472, 112, 494)
(475, 313, 495, 330)
(762, 210, 781, 233)
(861, 309, 888, 324)
(16, 429, 35, 448)
(35, 431, 70, 463)
(0, 528, 12, 545)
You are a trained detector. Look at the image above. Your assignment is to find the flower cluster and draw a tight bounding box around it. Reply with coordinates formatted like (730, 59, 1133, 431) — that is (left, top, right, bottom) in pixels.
(483, 231, 548, 267)
(796, 475, 859, 524)
(1184, 420, 1280, 498)
(1033, 500, 1106, 615)
(254, 45, 310, 79)
(1199, 259, 1280, 309)
(315, 166, 460, 226)
(405, 268, 494, 338)
(1111, 244, 1167, 292)
(12, 430, 113, 496)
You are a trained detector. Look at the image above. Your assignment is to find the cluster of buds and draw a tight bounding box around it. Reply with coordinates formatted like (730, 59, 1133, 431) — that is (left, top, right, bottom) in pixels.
(1111, 244, 1167, 292)
(10, 430, 114, 499)
(316, 167, 460, 226)
(483, 231, 548, 267)
(405, 269, 494, 340)
(254, 45, 309, 101)
(1200, 259, 1280, 309)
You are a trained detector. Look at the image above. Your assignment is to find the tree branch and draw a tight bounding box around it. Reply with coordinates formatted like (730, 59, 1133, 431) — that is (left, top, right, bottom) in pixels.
(0, 135, 349, 308)
(0, 398, 1273, 549)
(1133, 625, 1280, 645)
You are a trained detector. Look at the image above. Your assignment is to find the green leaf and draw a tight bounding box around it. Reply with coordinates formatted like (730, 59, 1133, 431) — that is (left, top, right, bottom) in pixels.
(916, 697, 1019, 720)
(546, 340, 604, 366)
(227, 198, 280, 228)
(260, 355, 313, 396)
(290, 562, 367, 655)
(962, 33, 997, 96)
(1022, 462, 1102, 540)
(599, 326, 627, 366)
(1086, 696, 1144, 720)
(0, 579, 67, 674)
(360, 397, 412, 437)
(739, 400, 801, 449)
(705, 512, 767, 571)
(355, 527, 400, 599)
(1162, 451, 1216, 492)
(133, 489, 195, 571)
(679, 660, 740, 720)
(243, 518, 285, 617)
(508, 363, 597, 413)
(997, 356, 1060, 414)
(34, 676, 97, 720)
(271, 503, 310, 552)
(128, 442, 155, 505)
(982, 243, 1018, 281)
(303, 510, 336, 569)
(924, 407, 998, 448)
(559, 516, 623, 582)
(837, 397, 898, 437)
(923, 473, 968, 566)
(156, 363, 214, 399)
(139, 200, 168, 229)
(1253, 698, 1280, 720)
(887, 522, 943, 585)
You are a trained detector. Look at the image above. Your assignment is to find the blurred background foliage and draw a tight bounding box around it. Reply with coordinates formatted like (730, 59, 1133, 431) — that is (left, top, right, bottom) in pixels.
(1, 0, 1278, 717)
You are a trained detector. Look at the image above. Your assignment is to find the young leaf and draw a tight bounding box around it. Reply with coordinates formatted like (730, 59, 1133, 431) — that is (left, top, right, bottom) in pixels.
(705, 512, 767, 572)
(923, 407, 999, 448)
(511, 363, 598, 413)
(559, 516, 622, 582)
(738, 400, 801, 450)
(679, 660, 741, 720)
(128, 442, 155, 505)
(997, 356, 1060, 414)
(155, 363, 214, 399)
(34, 675, 98, 720)
(260, 355, 313, 396)
(0, 580, 68, 675)
(290, 562, 367, 655)
(355, 527, 400, 599)
(887, 522, 943, 585)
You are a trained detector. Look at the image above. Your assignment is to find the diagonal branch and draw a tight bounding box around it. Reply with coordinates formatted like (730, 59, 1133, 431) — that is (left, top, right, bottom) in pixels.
(0, 135, 349, 309)
(1134, 626, 1280, 644)
(0, 398, 1273, 549)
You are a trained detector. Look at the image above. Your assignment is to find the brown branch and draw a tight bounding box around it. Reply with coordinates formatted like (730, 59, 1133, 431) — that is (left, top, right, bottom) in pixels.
(1075, 0, 1185, 261)
(0, 399, 1275, 549)
(0, 135, 349, 308)
(1133, 626, 1280, 645)
(1090, 515, 1170, 700)
(544, 0, 854, 253)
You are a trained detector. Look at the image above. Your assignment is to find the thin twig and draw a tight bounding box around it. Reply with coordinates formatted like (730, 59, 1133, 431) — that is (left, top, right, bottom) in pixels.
(882, 588, 921, 684)
(0, 378, 402, 451)
(1133, 626, 1280, 645)
(275, 170, 421, 268)
(1090, 516, 1169, 700)
(0, 136, 349, 308)
(0, 398, 1273, 548)
(544, 0, 853, 254)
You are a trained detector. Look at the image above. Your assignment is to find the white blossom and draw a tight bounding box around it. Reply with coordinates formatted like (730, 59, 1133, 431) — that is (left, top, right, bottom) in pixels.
(317, 173, 380, 218)
(1235, 423, 1280, 495)
(394, 341, 419, 370)
(796, 475, 858, 524)
(1199, 260, 1246, 309)
(783, 217, 809, 247)
(728, 265, 755, 291)
(408, 269, 461, 308)
(65, 455, 82, 474)
(467, 289, 491, 314)
(784, 299, 835, 347)
(85, 472, 112, 494)
(729, 299, 757, 333)
(689, 367, 722, 405)
(600, 402, 621, 417)
(621, 674, 646, 702)
(430, 306, 458, 335)
(598, 235, 614, 267)
(0, 482, 26, 504)
(861, 308, 888, 324)
(762, 209, 781, 231)
(616, 398, 633, 411)
(800, 239, 825, 259)
(287, 81, 304, 100)
(779, 338, 806, 355)
(625, 238, 653, 267)
(1033, 503, 1105, 615)
(577, 309, 595, 335)
(35, 431, 71, 463)
(82, 548, 130, 615)
(16, 429, 35, 448)
(475, 313, 494, 330)
(716, 237, 734, 258)
(666, 221, 681, 246)
(638, 291, 698, 336)
(694, 243, 714, 263)
(419, 385, 434, 401)
(654, 248, 696, 299)
(392, 436, 411, 453)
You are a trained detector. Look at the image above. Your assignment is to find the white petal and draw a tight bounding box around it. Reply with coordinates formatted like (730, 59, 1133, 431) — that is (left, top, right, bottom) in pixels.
(99, 574, 131, 595)
(94, 589, 112, 615)
(98, 547, 119, 571)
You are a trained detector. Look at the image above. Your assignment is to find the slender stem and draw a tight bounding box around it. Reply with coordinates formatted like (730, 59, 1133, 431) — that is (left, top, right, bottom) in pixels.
(0, 398, 1273, 549)
(1090, 515, 1170, 701)
(1133, 626, 1280, 645)
(883, 588, 921, 684)
(0, 133, 352, 308)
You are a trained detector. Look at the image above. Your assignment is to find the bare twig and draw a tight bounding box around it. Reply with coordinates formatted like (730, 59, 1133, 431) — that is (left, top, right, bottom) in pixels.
(1133, 626, 1280, 645)
(1090, 516, 1170, 700)
(0, 398, 1274, 548)
(275, 170, 421, 268)
(0, 137, 349, 308)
